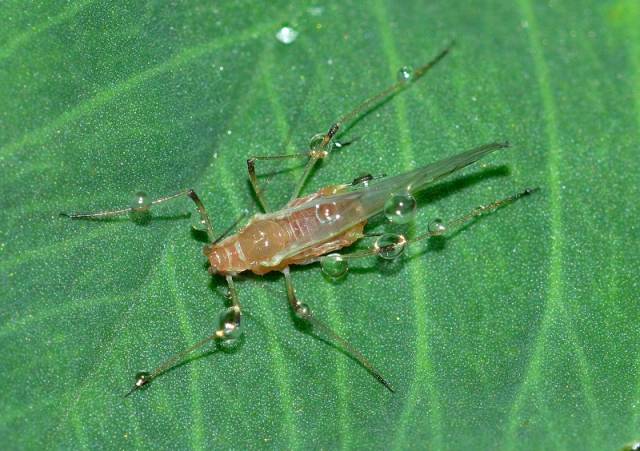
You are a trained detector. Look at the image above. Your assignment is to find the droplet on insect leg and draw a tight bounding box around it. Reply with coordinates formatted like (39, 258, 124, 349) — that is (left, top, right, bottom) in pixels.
(134, 371, 151, 388)
(295, 302, 311, 319)
(218, 307, 242, 340)
(375, 233, 406, 260)
(320, 253, 348, 279)
(131, 191, 151, 211)
(397, 66, 413, 82)
(384, 193, 416, 224)
(190, 214, 207, 232)
(129, 191, 151, 223)
(428, 218, 447, 235)
(309, 133, 335, 152)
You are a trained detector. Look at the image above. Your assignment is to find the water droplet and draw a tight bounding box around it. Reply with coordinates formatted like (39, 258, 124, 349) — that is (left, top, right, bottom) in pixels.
(308, 133, 334, 152)
(133, 371, 151, 389)
(276, 25, 298, 44)
(320, 253, 348, 278)
(397, 66, 413, 82)
(131, 191, 151, 212)
(129, 191, 151, 224)
(375, 233, 406, 260)
(428, 218, 447, 235)
(191, 214, 207, 233)
(295, 302, 311, 319)
(384, 193, 417, 224)
(135, 371, 150, 381)
(218, 307, 242, 340)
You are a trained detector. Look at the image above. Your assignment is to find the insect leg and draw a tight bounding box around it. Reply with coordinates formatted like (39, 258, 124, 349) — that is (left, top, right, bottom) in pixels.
(282, 266, 395, 392)
(125, 275, 242, 397)
(246, 152, 312, 212)
(289, 43, 453, 202)
(340, 187, 539, 261)
(61, 189, 216, 242)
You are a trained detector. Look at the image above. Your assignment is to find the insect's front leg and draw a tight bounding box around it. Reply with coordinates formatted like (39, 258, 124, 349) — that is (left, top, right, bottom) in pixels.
(61, 188, 216, 242)
(282, 267, 394, 392)
(125, 275, 243, 397)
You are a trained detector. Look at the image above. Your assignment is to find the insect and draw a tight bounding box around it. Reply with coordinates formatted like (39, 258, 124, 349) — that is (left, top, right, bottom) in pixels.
(62, 43, 535, 395)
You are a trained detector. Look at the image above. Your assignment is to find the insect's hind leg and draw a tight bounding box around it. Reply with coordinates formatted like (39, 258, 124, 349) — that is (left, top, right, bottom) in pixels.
(340, 187, 539, 262)
(282, 266, 395, 392)
(61, 189, 216, 242)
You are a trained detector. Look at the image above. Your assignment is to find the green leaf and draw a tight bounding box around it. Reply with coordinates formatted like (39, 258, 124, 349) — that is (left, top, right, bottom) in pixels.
(1, 1, 638, 449)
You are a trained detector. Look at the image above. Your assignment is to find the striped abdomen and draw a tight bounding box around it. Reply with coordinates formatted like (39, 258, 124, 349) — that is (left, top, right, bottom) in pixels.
(205, 192, 366, 276)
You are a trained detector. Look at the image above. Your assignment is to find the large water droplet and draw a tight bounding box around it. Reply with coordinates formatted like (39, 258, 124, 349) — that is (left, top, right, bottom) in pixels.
(320, 253, 348, 278)
(218, 307, 242, 340)
(397, 66, 413, 82)
(375, 233, 406, 260)
(276, 25, 298, 44)
(428, 218, 447, 236)
(384, 193, 417, 224)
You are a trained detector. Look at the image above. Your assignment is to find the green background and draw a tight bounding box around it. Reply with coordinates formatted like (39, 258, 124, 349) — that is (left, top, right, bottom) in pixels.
(1, 0, 638, 449)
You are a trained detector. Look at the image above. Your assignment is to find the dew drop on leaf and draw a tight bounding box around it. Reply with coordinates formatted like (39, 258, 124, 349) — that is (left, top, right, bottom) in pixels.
(276, 25, 298, 44)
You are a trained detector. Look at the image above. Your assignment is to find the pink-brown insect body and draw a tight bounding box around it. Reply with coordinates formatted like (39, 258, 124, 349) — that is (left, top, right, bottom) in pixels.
(205, 185, 367, 276)
(205, 143, 504, 276)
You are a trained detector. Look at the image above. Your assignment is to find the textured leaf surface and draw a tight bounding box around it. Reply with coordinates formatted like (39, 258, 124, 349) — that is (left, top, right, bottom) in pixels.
(1, 1, 638, 449)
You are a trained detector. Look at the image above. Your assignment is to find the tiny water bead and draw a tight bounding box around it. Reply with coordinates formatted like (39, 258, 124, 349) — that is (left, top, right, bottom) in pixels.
(308, 133, 335, 152)
(384, 192, 417, 224)
(134, 371, 151, 387)
(218, 307, 242, 340)
(428, 218, 447, 236)
(397, 66, 413, 82)
(130, 191, 151, 212)
(374, 233, 407, 260)
(295, 302, 311, 319)
(320, 253, 348, 278)
(190, 214, 207, 232)
(275, 25, 298, 44)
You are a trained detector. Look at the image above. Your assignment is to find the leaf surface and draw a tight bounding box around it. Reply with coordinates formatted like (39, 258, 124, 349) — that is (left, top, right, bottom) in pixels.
(1, 1, 638, 449)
